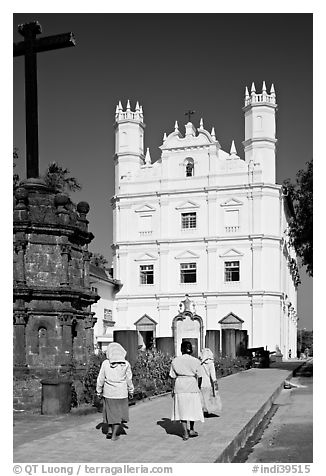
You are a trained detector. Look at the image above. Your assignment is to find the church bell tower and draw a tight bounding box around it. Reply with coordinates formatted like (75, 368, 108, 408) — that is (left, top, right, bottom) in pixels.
(114, 100, 145, 193)
(243, 81, 277, 184)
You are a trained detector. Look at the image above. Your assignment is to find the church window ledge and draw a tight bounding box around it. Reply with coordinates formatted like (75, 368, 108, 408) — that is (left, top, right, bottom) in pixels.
(225, 226, 240, 233)
(223, 281, 241, 287)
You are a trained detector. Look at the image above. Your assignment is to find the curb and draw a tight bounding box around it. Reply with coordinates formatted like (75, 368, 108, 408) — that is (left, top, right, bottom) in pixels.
(215, 365, 303, 463)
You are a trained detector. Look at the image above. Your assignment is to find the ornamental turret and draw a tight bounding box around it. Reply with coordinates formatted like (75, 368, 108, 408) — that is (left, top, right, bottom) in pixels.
(243, 81, 277, 183)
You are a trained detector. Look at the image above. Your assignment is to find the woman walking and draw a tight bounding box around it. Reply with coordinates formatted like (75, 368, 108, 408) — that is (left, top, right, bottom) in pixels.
(199, 347, 221, 416)
(169, 340, 204, 440)
(96, 342, 134, 441)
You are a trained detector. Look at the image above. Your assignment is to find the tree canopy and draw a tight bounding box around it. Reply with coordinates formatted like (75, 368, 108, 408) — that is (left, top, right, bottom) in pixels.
(90, 253, 109, 270)
(284, 159, 313, 276)
(43, 162, 81, 193)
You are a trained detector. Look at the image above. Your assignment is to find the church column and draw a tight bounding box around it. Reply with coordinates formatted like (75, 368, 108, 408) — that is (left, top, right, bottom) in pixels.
(252, 238, 263, 289)
(84, 314, 97, 359)
(159, 246, 169, 292)
(14, 239, 28, 284)
(60, 243, 71, 286)
(252, 189, 262, 234)
(13, 309, 28, 367)
(58, 313, 73, 366)
(83, 250, 91, 289)
(207, 245, 217, 292)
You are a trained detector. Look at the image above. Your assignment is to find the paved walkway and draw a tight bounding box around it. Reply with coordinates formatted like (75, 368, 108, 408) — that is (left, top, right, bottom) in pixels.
(13, 362, 303, 463)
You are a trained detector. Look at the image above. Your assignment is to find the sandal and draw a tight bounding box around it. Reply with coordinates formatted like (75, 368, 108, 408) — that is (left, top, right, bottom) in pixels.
(188, 430, 198, 437)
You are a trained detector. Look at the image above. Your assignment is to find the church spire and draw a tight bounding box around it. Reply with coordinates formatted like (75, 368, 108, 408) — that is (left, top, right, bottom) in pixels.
(174, 120, 179, 132)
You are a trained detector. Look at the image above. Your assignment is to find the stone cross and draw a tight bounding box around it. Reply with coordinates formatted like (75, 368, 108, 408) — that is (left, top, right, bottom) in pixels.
(14, 21, 75, 179)
(185, 110, 195, 122)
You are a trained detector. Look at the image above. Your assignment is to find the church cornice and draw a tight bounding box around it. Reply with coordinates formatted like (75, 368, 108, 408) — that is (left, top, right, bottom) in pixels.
(113, 183, 283, 201)
(114, 290, 287, 300)
(113, 234, 283, 247)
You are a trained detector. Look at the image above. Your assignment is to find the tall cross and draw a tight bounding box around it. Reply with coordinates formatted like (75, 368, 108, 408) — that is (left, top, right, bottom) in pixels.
(185, 109, 195, 122)
(14, 21, 76, 179)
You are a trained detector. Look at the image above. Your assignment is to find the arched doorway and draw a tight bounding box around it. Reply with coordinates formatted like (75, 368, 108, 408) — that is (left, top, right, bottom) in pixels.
(172, 295, 204, 357)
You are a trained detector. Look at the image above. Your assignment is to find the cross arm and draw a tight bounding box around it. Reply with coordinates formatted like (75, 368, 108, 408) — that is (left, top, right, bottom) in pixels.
(14, 32, 76, 57)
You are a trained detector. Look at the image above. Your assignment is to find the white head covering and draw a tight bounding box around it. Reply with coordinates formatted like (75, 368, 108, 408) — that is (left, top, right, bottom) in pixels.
(199, 348, 214, 364)
(106, 342, 127, 365)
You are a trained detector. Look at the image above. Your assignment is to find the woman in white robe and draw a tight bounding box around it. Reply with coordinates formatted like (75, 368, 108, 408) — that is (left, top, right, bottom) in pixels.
(169, 341, 204, 440)
(199, 348, 219, 415)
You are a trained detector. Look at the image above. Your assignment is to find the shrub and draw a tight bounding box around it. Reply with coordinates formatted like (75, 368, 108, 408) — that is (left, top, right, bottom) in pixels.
(132, 349, 173, 399)
(80, 351, 106, 404)
(214, 355, 251, 378)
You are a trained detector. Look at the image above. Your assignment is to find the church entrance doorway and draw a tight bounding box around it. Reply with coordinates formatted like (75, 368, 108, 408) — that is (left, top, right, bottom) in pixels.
(134, 314, 157, 350)
(172, 295, 203, 357)
(139, 330, 154, 350)
(219, 312, 248, 358)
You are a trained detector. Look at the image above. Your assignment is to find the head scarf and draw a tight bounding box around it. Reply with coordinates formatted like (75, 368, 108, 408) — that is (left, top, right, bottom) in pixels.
(106, 342, 127, 366)
(199, 348, 214, 364)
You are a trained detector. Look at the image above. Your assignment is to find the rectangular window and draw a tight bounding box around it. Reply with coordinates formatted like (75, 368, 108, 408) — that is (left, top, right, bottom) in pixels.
(140, 264, 154, 284)
(225, 209, 239, 232)
(181, 212, 197, 229)
(139, 215, 152, 232)
(225, 261, 240, 282)
(180, 262, 197, 283)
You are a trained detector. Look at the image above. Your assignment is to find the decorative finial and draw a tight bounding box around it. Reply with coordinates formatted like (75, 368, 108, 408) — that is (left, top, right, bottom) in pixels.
(229, 140, 240, 160)
(144, 147, 151, 165)
(211, 127, 216, 140)
(270, 83, 275, 94)
(115, 105, 119, 114)
(262, 80, 267, 92)
(245, 86, 250, 99)
(163, 132, 167, 141)
(135, 101, 140, 111)
(230, 140, 237, 155)
(199, 118, 204, 130)
(126, 99, 131, 110)
(251, 82, 256, 93)
(175, 120, 179, 131)
(140, 105, 143, 114)
(118, 101, 122, 110)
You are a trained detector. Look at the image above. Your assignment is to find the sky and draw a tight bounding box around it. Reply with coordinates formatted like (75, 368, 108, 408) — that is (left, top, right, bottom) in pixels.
(12, 13, 313, 330)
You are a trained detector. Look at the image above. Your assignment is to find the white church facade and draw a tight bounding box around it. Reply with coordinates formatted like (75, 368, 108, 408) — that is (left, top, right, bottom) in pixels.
(111, 82, 299, 358)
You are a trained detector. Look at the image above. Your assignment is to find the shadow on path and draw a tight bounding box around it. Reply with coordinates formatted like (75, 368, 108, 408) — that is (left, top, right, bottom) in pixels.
(156, 418, 184, 439)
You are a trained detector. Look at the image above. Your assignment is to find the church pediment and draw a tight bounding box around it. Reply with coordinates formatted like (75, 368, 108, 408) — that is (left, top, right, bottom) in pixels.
(175, 250, 200, 260)
(160, 124, 218, 151)
(218, 312, 244, 325)
(220, 198, 244, 207)
(219, 248, 243, 258)
(134, 314, 157, 326)
(134, 252, 158, 262)
(134, 204, 156, 213)
(175, 200, 200, 210)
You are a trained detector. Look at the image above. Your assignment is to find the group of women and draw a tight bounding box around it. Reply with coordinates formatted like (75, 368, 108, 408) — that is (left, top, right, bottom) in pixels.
(96, 340, 220, 441)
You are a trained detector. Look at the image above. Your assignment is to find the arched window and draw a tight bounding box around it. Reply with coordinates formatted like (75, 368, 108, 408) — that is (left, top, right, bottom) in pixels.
(185, 158, 194, 177)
